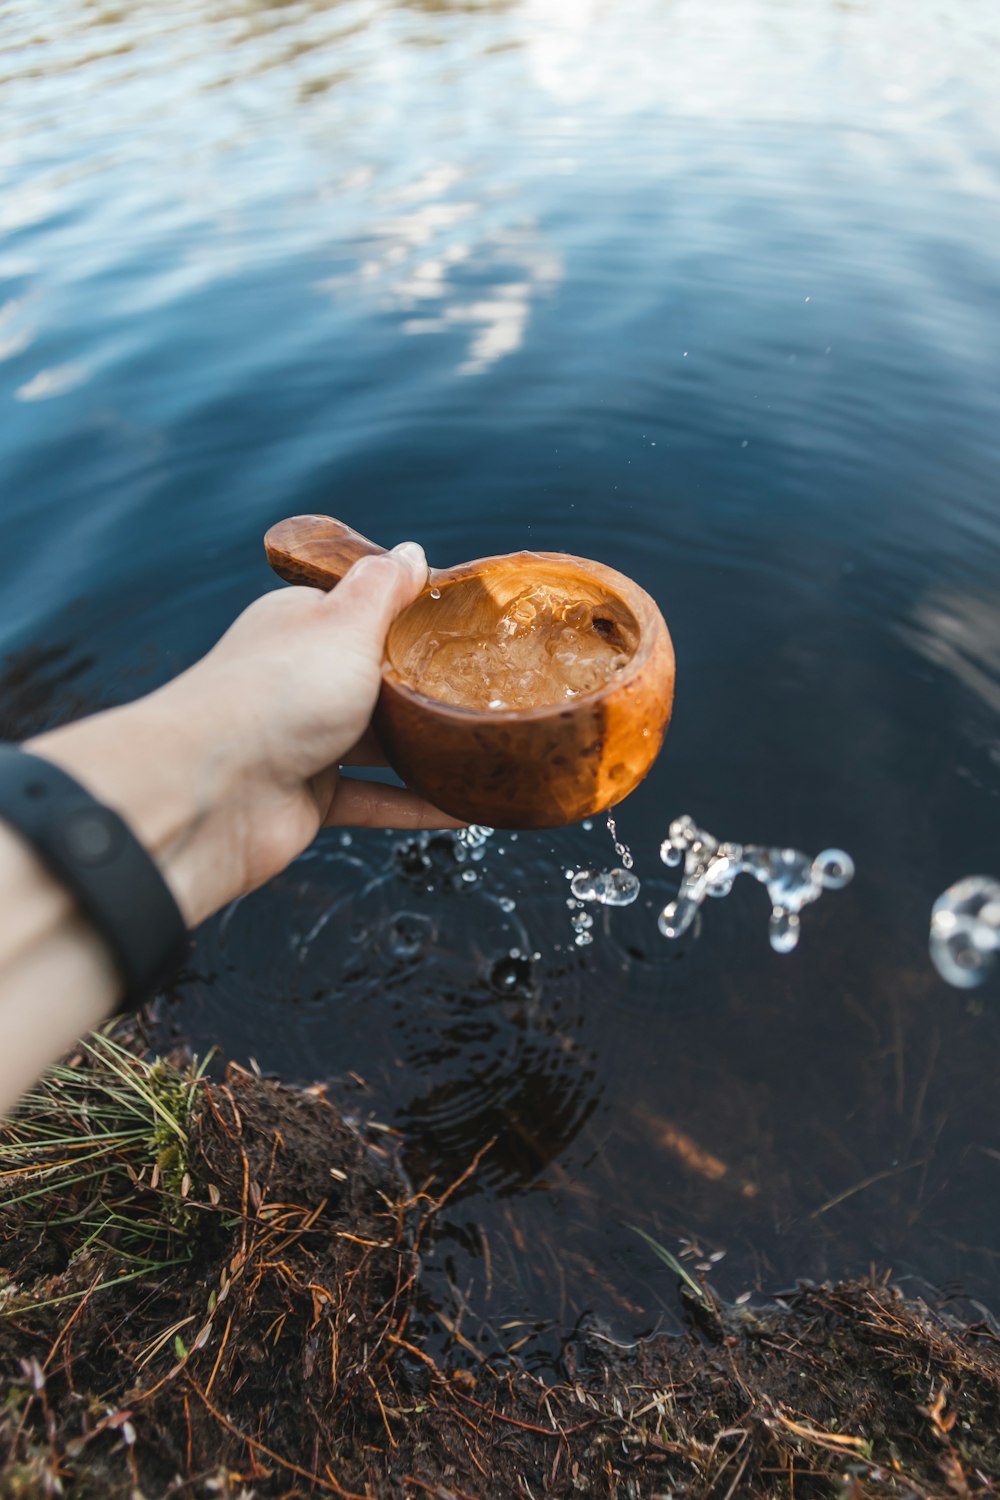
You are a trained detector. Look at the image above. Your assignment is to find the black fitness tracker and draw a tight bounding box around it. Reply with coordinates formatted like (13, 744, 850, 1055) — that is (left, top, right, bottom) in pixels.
(0, 744, 189, 1012)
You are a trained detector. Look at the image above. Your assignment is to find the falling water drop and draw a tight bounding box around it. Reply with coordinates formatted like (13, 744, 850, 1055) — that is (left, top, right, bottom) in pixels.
(768, 908, 800, 954)
(930, 876, 1000, 988)
(659, 838, 683, 868)
(606, 811, 634, 870)
(570, 868, 641, 906)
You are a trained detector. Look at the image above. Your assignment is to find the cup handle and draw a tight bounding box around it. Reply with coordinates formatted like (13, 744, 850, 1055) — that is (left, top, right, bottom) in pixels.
(264, 514, 385, 590)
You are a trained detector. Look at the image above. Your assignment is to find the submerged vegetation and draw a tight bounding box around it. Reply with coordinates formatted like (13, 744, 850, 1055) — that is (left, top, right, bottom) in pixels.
(0, 1038, 998, 1497)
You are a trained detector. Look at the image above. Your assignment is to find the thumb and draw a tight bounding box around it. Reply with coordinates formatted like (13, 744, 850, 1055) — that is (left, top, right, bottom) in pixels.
(324, 542, 428, 661)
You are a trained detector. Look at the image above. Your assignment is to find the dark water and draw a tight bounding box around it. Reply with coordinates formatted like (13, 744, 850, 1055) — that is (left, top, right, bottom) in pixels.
(2, 0, 1000, 1359)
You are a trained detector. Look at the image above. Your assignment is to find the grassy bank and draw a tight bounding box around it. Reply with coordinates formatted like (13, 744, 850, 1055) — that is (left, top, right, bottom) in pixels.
(1, 1039, 998, 1498)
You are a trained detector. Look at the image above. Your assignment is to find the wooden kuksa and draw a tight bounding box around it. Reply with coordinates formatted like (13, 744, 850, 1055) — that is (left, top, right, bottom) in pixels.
(265, 515, 675, 829)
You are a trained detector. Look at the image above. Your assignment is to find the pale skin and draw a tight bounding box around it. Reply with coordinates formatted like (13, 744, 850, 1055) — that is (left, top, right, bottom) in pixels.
(0, 542, 459, 1114)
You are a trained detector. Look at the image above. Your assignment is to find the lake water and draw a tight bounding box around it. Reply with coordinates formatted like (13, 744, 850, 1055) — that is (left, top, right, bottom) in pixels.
(2, 0, 1000, 1360)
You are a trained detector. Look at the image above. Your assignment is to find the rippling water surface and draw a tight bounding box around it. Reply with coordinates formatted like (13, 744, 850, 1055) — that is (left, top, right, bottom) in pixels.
(2, 0, 1000, 1358)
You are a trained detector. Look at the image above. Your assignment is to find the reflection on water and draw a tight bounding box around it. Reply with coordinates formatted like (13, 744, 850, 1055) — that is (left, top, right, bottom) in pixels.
(2, 0, 1000, 1358)
(902, 588, 1000, 727)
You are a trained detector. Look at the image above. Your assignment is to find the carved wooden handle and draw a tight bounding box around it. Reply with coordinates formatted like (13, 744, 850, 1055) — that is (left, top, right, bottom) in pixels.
(264, 515, 385, 591)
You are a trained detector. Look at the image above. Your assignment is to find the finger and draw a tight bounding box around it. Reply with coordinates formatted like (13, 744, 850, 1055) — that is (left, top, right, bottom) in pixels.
(325, 777, 464, 829)
(323, 543, 427, 660)
(339, 728, 389, 768)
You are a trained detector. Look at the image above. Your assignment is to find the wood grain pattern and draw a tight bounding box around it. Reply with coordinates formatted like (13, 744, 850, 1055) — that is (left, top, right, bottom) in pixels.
(265, 514, 675, 828)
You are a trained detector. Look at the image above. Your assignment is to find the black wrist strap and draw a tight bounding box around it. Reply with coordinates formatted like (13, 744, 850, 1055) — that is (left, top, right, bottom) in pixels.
(0, 744, 189, 1013)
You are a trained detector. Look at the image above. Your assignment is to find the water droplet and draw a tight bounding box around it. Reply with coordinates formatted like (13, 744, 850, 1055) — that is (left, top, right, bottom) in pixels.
(488, 953, 535, 996)
(570, 868, 641, 907)
(498, 896, 516, 913)
(461, 868, 477, 883)
(769, 908, 800, 954)
(657, 903, 679, 938)
(429, 587, 441, 599)
(930, 876, 1000, 988)
(607, 812, 634, 869)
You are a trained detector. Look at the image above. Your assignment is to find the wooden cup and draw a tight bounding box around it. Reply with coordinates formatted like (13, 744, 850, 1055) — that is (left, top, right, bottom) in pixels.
(265, 515, 675, 829)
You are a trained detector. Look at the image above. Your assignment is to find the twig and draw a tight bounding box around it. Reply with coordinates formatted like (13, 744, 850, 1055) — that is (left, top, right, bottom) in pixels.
(810, 1159, 926, 1217)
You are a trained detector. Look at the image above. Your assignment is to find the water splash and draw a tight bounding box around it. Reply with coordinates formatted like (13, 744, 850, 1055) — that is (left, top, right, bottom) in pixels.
(393, 824, 495, 893)
(930, 876, 1000, 988)
(562, 810, 641, 944)
(657, 815, 854, 953)
(457, 824, 494, 850)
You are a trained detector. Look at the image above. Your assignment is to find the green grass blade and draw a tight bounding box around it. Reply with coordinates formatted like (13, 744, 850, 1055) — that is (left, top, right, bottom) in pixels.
(628, 1224, 710, 1304)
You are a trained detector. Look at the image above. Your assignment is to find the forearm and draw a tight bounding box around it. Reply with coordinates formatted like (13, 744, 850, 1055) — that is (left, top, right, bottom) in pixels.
(0, 688, 227, 1114)
(0, 822, 122, 1113)
(0, 550, 438, 1114)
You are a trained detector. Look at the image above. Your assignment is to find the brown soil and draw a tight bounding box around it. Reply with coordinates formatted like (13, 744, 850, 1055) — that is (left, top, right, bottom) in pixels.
(2, 1057, 999, 1499)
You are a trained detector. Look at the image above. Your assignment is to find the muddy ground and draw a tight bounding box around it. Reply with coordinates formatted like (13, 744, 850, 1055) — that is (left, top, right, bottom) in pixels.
(1, 1049, 999, 1499)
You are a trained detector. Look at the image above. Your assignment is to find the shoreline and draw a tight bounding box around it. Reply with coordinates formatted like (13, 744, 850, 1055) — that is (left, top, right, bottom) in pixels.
(1, 1039, 998, 1497)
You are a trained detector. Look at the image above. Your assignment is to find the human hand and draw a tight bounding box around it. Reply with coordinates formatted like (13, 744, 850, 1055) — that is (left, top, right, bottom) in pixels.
(29, 542, 460, 928)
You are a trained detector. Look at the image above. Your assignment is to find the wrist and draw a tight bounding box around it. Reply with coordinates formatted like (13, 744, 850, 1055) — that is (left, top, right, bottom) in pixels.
(26, 686, 238, 930)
